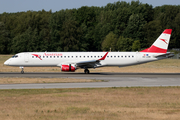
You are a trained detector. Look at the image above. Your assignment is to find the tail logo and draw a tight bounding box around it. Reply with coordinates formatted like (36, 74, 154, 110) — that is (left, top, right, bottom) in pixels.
(160, 38, 168, 44)
(32, 54, 42, 60)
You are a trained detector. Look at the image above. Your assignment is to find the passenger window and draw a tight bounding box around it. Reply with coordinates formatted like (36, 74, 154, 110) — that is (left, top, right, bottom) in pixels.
(46, 56, 48, 58)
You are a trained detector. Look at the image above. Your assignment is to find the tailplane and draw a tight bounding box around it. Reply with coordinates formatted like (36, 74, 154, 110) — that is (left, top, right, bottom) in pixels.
(140, 29, 172, 53)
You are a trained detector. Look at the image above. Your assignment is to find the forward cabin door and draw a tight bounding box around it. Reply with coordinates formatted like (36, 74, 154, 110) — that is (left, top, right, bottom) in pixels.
(24, 53, 29, 62)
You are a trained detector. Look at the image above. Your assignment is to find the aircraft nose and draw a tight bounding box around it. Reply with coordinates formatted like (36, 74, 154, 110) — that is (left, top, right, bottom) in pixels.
(4, 60, 10, 65)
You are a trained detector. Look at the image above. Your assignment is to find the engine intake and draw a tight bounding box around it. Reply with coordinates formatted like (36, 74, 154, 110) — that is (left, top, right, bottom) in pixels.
(61, 64, 76, 72)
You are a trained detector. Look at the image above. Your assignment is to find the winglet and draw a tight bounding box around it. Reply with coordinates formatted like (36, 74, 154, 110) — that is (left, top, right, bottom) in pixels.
(99, 52, 108, 60)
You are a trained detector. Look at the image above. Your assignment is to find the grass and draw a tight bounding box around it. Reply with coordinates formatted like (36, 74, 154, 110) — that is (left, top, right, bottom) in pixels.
(0, 77, 103, 84)
(0, 87, 180, 120)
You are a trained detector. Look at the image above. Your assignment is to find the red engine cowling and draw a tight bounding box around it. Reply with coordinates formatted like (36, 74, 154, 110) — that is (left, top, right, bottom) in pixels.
(61, 64, 76, 72)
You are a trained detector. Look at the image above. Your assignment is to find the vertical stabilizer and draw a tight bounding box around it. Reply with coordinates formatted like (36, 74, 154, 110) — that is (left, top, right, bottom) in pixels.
(140, 29, 172, 53)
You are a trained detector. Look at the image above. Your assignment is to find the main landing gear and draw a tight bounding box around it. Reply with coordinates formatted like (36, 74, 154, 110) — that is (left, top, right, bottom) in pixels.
(84, 69, 90, 74)
(20, 66, 24, 74)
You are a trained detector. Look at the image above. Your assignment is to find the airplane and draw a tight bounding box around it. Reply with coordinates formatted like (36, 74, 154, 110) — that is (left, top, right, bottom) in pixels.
(4, 29, 174, 74)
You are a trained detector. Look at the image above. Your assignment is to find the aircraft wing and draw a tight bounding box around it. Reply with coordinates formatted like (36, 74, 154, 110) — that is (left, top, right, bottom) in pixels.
(76, 52, 109, 68)
(76, 60, 101, 68)
(57, 52, 108, 68)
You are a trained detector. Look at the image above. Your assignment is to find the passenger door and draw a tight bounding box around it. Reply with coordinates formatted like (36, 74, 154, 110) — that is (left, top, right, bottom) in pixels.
(24, 53, 29, 62)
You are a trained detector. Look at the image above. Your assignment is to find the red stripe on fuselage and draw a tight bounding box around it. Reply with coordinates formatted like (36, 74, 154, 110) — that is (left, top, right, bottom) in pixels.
(140, 45, 167, 53)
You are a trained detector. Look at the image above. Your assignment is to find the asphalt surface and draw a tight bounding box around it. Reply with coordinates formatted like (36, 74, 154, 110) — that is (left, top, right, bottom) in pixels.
(0, 72, 180, 89)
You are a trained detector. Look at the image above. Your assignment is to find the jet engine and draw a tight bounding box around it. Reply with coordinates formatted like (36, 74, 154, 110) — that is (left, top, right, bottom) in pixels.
(61, 64, 76, 72)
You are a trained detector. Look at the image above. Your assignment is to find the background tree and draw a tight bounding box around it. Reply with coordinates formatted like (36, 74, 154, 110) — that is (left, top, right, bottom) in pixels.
(0, 1, 180, 54)
(0, 22, 10, 54)
(101, 32, 117, 51)
(116, 36, 134, 51)
(132, 40, 141, 51)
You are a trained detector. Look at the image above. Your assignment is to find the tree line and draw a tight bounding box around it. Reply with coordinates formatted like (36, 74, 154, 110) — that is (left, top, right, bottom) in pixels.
(0, 1, 180, 54)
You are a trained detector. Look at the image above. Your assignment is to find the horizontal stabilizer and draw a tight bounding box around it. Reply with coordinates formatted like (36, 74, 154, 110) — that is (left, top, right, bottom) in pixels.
(154, 52, 174, 58)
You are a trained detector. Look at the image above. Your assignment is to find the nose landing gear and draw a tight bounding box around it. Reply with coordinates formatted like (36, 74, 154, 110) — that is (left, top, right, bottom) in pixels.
(20, 66, 24, 74)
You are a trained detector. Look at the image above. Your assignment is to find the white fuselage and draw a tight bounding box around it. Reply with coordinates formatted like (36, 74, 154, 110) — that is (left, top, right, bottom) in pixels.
(4, 52, 164, 68)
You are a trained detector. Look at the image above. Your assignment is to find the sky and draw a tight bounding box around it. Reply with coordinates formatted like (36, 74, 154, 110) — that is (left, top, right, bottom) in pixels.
(0, 0, 180, 14)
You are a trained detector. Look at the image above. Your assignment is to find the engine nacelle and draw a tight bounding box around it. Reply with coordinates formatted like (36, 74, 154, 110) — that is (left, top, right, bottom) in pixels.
(61, 64, 76, 72)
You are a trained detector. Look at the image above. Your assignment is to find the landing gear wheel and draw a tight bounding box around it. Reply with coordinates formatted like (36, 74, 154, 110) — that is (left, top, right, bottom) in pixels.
(20, 66, 24, 74)
(84, 69, 90, 74)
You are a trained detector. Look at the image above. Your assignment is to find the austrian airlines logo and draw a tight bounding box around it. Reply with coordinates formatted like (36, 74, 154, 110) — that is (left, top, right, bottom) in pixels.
(160, 38, 168, 44)
(32, 54, 42, 60)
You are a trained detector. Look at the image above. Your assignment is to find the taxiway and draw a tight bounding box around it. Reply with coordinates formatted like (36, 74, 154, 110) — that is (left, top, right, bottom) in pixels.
(0, 72, 180, 89)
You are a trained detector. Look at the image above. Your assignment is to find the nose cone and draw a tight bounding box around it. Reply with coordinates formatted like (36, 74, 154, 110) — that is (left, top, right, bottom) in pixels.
(4, 60, 10, 66)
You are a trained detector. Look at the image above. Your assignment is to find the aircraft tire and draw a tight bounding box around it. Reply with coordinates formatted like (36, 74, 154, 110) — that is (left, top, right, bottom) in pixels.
(84, 69, 90, 74)
(21, 71, 24, 74)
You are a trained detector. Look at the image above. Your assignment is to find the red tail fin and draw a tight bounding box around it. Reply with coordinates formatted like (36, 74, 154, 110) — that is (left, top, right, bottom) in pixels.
(140, 29, 172, 53)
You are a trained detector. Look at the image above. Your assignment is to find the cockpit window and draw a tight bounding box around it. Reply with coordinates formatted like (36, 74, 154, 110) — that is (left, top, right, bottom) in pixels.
(12, 55, 18, 58)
